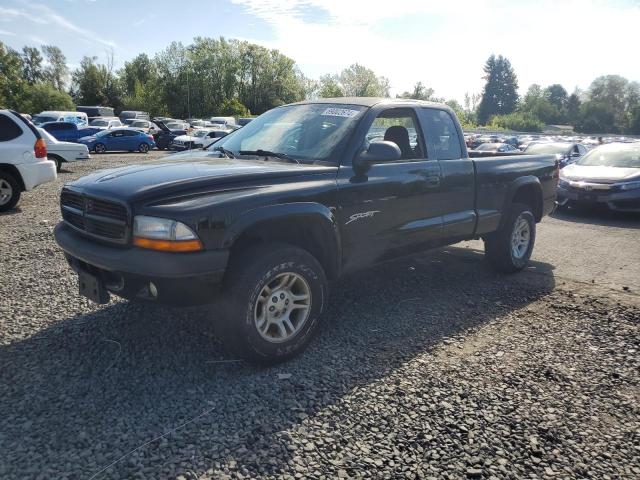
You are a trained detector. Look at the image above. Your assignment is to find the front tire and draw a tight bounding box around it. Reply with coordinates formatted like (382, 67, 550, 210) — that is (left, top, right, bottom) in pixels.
(94, 143, 106, 154)
(0, 171, 21, 212)
(218, 243, 328, 365)
(484, 203, 536, 273)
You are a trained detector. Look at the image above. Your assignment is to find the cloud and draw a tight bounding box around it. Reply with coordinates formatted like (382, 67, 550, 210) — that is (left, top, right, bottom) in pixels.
(231, 0, 640, 101)
(0, 29, 17, 37)
(1, 2, 116, 49)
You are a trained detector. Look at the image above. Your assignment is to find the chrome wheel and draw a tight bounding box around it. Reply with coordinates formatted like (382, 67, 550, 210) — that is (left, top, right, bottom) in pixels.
(0, 179, 13, 206)
(511, 215, 531, 259)
(139, 143, 149, 153)
(254, 272, 312, 343)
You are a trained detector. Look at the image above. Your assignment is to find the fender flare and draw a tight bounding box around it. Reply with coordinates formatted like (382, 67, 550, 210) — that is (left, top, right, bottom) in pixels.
(222, 202, 342, 277)
(501, 176, 543, 225)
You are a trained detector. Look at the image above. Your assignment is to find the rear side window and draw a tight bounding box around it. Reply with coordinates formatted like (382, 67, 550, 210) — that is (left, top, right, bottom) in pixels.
(422, 109, 462, 160)
(0, 114, 24, 141)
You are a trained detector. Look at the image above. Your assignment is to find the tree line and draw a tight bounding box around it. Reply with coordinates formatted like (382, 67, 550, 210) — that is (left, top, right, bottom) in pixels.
(1, 39, 638, 134)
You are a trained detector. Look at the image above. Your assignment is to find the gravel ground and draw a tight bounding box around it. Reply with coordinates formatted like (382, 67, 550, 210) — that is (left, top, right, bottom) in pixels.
(1, 153, 639, 479)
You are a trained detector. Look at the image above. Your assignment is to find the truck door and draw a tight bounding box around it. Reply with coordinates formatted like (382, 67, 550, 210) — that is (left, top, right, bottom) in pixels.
(336, 107, 443, 271)
(419, 108, 476, 238)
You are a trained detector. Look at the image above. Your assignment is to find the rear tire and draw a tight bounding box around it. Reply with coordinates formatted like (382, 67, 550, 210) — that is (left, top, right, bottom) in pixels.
(218, 243, 328, 365)
(139, 143, 149, 153)
(49, 155, 62, 172)
(484, 202, 536, 273)
(0, 171, 21, 212)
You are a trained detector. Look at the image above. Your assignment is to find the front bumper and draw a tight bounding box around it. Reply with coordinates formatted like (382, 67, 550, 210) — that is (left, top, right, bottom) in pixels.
(54, 222, 229, 305)
(15, 159, 57, 191)
(557, 185, 640, 212)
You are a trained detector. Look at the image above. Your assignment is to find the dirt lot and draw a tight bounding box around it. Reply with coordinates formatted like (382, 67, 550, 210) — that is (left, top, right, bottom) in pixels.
(1, 152, 639, 479)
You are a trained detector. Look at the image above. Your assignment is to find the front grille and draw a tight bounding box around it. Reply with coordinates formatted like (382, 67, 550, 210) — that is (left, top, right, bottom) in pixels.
(61, 189, 128, 243)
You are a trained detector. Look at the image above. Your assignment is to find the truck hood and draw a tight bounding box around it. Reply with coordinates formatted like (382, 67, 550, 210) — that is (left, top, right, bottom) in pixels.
(66, 154, 337, 201)
(562, 164, 640, 183)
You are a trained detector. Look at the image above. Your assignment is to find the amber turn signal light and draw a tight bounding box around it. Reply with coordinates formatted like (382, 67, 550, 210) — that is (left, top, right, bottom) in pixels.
(133, 236, 203, 252)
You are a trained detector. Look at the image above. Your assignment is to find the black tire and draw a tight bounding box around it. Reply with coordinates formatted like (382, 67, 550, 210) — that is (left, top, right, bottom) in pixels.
(0, 171, 21, 212)
(94, 143, 106, 154)
(139, 143, 149, 153)
(484, 202, 536, 273)
(49, 155, 62, 172)
(218, 242, 328, 365)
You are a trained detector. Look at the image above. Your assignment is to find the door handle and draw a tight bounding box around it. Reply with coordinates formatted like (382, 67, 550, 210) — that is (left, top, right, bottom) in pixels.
(426, 175, 440, 187)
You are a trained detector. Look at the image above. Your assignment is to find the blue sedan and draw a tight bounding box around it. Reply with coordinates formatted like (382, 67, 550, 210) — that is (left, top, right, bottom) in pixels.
(78, 128, 156, 153)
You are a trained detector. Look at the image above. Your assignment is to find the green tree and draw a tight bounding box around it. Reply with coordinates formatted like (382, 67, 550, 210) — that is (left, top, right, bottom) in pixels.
(122, 80, 166, 117)
(41, 45, 68, 91)
(218, 97, 250, 116)
(339, 64, 390, 97)
(21, 46, 44, 85)
(576, 75, 634, 133)
(398, 82, 441, 101)
(318, 74, 343, 98)
(477, 54, 519, 124)
(566, 90, 581, 125)
(0, 42, 25, 109)
(71, 54, 121, 107)
(489, 112, 544, 132)
(519, 84, 555, 123)
(544, 84, 568, 111)
(21, 83, 75, 113)
(121, 53, 157, 97)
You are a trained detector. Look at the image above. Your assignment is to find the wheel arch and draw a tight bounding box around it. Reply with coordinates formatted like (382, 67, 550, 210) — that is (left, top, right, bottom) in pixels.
(223, 203, 342, 280)
(0, 163, 26, 191)
(504, 177, 543, 224)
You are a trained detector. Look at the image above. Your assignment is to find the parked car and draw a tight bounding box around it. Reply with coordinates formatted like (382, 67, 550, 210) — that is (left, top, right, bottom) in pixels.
(165, 122, 190, 131)
(54, 98, 557, 364)
(38, 128, 90, 172)
(171, 129, 229, 150)
(89, 118, 122, 129)
(524, 142, 587, 168)
(557, 143, 640, 212)
(32, 111, 89, 128)
(237, 118, 253, 127)
(0, 109, 56, 211)
(152, 121, 187, 150)
(474, 142, 519, 153)
(76, 106, 115, 122)
(78, 128, 156, 153)
(126, 119, 161, 135)
(119, 110, 150, 122)
(209, 116, 236, 128)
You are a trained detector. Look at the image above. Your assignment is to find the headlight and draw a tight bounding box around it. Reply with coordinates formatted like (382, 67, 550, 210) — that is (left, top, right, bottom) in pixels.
(133, 215, 203, 252)
(616, 180, 640, 191)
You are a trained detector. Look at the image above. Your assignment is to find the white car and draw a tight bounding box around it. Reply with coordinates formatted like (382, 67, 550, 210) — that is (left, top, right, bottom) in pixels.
(170, 129, 229, 150)
(38, 128, 90, 172)
(89, 118, 122, 130)
(126, 120, 161, 134)
(0, 110, 57, 211)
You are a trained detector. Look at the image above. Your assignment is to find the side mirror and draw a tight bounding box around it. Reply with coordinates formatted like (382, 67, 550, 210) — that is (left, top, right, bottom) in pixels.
(355, 141, 401, 169)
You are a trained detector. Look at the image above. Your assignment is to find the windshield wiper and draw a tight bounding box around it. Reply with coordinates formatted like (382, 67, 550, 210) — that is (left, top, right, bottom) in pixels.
(213, 145, 236, 158)
(239, 149, 300, 164)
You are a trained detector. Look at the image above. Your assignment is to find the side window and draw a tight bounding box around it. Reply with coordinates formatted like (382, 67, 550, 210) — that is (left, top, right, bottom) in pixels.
(422, 109, 462, 160)
(0, 114, 23, 141)
(365, 108, 426, 160)
(124, 130, 138, 136)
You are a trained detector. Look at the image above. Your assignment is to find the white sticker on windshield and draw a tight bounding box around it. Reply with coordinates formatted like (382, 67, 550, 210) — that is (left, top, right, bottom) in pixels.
(321, 108, 360, 118)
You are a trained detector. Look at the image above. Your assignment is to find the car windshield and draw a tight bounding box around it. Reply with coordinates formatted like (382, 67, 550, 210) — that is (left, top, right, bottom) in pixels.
(166, 123, 183, 129)
(525, 143, 570, 154)
(192, 130, 210, 137)
(33, 115, 57, 125)
(213, 103, 366, 162)
(90, 120, 109, 126)
(576, 146, 640, 168)
(131, 121, 147, 127)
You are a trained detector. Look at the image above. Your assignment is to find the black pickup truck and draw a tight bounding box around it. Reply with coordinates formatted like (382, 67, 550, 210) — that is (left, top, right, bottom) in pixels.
(54, 98, 558, 364)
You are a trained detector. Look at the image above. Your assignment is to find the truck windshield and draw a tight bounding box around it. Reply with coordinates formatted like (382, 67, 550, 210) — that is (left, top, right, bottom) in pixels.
(213, 104, 366, 162)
